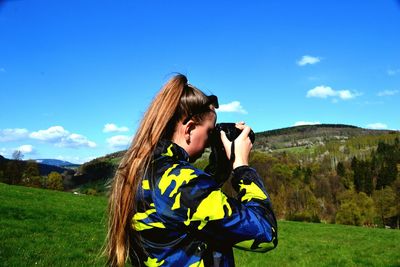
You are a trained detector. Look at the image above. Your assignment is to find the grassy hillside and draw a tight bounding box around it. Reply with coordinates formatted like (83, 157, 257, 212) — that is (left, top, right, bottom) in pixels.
(254, 123, 396, 151)
(0, 183, 107, 266)
(1, 183, 399, 266)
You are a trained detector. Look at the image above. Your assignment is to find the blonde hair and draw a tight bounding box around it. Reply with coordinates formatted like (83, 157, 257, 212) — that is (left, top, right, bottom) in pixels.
(104, 74, 214, 266)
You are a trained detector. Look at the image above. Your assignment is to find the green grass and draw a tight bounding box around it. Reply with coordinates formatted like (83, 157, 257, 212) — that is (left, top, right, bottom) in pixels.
(235, 221, 400, 267)
(1, 183, 399, 266)
(272, 145, 316, 155)
(0, 183, 107, 266)
(75, 179, 111, 196)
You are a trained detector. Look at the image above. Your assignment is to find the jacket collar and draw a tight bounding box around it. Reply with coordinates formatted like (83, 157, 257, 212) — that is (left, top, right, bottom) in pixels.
(154, 139, 190, 162)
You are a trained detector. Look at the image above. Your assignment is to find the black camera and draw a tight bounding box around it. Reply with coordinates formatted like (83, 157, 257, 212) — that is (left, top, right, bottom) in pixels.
(206, 123, 255, 184)
(214, 123, 255, 144)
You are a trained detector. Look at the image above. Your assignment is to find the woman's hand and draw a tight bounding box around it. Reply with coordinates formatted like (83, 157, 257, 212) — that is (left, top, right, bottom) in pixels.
(220, 122, 253, 169)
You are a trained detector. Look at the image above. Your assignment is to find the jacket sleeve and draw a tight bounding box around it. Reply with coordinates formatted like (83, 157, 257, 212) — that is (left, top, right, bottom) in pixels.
(154, 164, 278, 252)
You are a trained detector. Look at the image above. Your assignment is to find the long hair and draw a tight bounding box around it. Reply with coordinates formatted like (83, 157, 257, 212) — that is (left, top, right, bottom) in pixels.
(104, 74, 213, 266)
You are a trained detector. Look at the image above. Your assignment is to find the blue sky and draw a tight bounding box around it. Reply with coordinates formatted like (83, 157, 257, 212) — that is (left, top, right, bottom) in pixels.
(1, 1, 399, 164)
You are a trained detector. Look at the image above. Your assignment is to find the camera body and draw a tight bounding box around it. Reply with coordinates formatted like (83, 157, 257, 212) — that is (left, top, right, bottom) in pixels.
(206, 123, 255, 184)
(214, 123, 255, 144)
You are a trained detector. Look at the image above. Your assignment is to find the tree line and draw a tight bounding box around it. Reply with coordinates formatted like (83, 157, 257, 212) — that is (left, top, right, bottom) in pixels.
(0, 152, 64, 191)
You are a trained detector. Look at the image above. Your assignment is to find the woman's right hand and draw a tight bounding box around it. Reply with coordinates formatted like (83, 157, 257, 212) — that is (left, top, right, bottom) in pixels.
(220, 122, 253, 169)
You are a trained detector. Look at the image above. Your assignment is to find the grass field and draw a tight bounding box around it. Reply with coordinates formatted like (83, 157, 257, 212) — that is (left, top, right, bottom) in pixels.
(1, 183, 399, 266)
(0, 183, 107, 266)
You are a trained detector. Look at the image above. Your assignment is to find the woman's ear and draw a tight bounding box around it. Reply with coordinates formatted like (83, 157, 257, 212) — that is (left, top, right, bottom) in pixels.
(184, 120, 196, 143)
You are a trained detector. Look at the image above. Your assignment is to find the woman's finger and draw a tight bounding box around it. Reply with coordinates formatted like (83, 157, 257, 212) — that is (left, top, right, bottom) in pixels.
(238, 126, 251, 139)
(235, 122, 246, 130)
(220, 130, 232, 157)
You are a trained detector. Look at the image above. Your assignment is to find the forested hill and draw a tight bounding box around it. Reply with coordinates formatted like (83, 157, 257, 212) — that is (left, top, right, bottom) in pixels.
(258, 123, 360, 136)
(254, 124, 396, 151)
(0, 155, 71, 176)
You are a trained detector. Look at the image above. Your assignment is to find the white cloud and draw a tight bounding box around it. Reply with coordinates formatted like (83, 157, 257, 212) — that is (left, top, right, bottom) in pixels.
(377, 90, 399, 96)
(337, 90, 356, 100)
(297, 55, 321, 66)
(294, 121, 321, 126)
(366, 123, 388, 130)
(30, 126, 69, 141)
(306, 85, 360, 100)
(30, 126, 96, 148)
(107, 135, 132, 149)
(307, 86, 336, 98)
(387, 69, 400, 76)
(58, 133, 97, 148)
(217, 101, 247, 114)
(0, 128, 29, 142)
(18, 145, 35, 154)
(103, 123, 129, 133)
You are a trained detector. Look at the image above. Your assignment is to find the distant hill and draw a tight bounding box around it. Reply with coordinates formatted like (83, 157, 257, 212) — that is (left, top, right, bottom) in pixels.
(0, 156, 73, 177)
(254, 123, 397, 151)
(37, 163, 73, 176)
(34, 159, 80, 168)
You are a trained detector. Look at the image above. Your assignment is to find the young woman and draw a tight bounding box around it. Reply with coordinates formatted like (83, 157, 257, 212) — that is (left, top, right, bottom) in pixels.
(105, 74, 277, 266)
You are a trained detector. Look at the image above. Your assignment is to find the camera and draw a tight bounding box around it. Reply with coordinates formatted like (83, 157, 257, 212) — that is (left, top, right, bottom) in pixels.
(206, 123, 255, 184)
(214, 123, 255, 144)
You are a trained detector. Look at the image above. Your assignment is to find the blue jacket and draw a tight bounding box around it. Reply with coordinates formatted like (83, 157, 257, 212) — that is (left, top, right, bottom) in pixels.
(130, 140, 277, 266)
